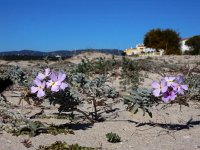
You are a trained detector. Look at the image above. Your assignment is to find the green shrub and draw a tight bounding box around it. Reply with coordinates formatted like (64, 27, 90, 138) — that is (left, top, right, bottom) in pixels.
(106, 132, 121, 143)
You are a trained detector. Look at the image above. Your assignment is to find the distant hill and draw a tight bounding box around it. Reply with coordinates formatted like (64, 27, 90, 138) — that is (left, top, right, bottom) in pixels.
(0, 50, 46, 56)
(0, 49, 123, 57)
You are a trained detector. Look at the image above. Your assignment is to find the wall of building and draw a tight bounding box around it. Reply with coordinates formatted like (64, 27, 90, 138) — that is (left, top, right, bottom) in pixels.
(181, 39, 190, 52)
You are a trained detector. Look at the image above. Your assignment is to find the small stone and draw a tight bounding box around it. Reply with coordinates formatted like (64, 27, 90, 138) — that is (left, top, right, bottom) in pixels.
(183, 135, 191, 139)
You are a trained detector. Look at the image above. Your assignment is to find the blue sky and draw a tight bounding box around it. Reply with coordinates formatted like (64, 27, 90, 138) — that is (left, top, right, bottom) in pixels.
(0, 0, 199, 51)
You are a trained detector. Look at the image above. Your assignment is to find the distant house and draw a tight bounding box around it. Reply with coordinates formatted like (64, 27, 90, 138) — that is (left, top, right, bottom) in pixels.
(136, 44, 146, 51)
(124, 44, 160, 56)
(124, 48, 140, 56)
(124, 44, 146, 56)
(180, 38, 190, 52)
(144, 48, 156, 53)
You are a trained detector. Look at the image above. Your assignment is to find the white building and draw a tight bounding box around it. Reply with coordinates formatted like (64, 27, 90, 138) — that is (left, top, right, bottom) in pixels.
(124, 44, 163, 56)
(144, 48, 156, 53)
(181, 38, 190, 52)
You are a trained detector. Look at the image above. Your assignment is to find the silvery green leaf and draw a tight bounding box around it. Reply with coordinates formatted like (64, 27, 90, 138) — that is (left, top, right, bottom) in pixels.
(131, 103, 140, 114)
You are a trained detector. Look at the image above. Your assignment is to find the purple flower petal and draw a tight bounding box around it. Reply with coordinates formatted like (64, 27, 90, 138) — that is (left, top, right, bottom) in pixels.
(171, 82, 178, 87)
(162, 91, 171, 103)
(36, 73, 45, 80)
(58, 72, 66, 82)
(33, 79, 42, 86)
(51, 85, 60, 92)
(151, 81, 160, 88)
(161, 85, 168, 93)
(37, 89, 45, 98)
(153, 89, 160, 97)
(165, 77, 176, 87)
(45, 68, 50, 76)
(168, 77, 176, 81)
(181, 85, 188, 90)
(162, 96, 170, 103)
(60, 83, 68, 90)
(46, 81, 51, 88)
(161, 79, 167, 85)
(176, 84, 188, 95)
(55, 81, 62, 86)
(176, 75, 183, 83)
(171, 82, 179, 91)
(50, 72, 58, 82)
(177, 88, 184, 95)
(164, 77, 169, 81)
(41, 81, 46, 88)
(170, 91, 177, 100)
(31, 86, 38, 93)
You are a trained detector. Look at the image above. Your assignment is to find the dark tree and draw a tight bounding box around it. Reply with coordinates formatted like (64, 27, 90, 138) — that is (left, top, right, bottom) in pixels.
(143, 29, 163, 51)
(185, 35, 200, 55)
(144, 28, 181, 55)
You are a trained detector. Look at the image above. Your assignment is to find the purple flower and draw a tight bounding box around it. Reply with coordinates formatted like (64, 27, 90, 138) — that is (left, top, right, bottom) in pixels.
(164, 77, 177, 87)
(176, 75, 183, 83)
(152, 75, 189, 103)
(58, 72, 68, 90)
(162, 91, 177, 103)
(175, 76, 188, 94)
(46, 71, 68, 92)
(151, 79, 168, 97)
(46, 72, 61, 92)
(36, 68, 51, 81)
(31, 79, 46, 98)
(176, 84, 188, 95)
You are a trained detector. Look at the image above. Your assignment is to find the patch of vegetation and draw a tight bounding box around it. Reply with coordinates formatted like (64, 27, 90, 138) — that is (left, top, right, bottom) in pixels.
(124, 87, 159, 118)
(106, 132, 121, 143)
(120, 57, 144, 89)
(185, 73, 200, 102)
(13, 121, 74, 137)
(0, 95, 30, 134)
(48, 124, 74, 135)
(74, 57, 120, 75)
(13, 121, 48, 137)
(72, 74, 119, 121)
(37, 141, 95, 150)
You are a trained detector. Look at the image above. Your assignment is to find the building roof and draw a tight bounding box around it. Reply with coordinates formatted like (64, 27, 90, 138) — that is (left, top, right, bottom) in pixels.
(136, 44, 145, 47)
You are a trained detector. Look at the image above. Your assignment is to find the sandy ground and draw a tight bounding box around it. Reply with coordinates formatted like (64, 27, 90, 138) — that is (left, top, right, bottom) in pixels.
(0, 54, 200, 150)
(1, 94, 200, 150)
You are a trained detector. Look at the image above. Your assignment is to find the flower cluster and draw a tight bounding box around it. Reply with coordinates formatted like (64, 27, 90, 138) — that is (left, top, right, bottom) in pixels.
(151, 75, 188, 103)
(31, 68, 68, 98)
